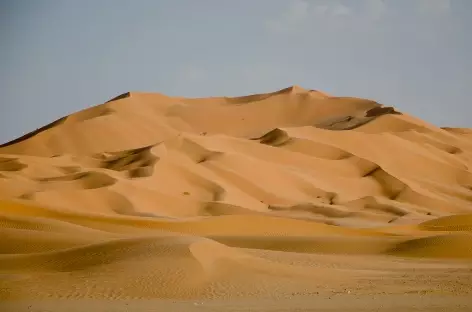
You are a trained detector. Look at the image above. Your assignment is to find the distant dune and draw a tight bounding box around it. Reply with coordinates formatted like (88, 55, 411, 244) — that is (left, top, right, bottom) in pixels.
(1, 86, 472, 310)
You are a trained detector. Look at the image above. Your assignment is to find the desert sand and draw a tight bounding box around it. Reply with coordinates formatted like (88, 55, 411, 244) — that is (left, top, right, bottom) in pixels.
(1, 85, 472, 311)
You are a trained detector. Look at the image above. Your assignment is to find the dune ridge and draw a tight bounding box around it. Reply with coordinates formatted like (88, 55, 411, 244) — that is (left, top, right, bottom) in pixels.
(1, 85, 472, 303)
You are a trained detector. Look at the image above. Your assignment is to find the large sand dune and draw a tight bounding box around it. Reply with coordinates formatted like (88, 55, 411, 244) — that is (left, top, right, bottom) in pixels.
(1, 86, 472, 310)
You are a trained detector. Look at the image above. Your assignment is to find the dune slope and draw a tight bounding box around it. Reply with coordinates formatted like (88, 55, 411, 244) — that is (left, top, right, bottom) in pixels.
(1, 86, 472, 304)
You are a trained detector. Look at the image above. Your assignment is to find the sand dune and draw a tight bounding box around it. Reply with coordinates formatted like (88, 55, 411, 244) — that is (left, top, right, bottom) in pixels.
(1, 86, 472, 309)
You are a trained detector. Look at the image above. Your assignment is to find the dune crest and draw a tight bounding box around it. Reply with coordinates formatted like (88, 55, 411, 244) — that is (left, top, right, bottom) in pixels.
(1, 86, 472, 303)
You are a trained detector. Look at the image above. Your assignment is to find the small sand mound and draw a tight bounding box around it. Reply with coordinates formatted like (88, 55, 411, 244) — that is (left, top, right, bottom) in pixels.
(0, 157, 27, 172)
(365, 106, 402, 117)
(251, 128, 291, 146)
(95, 145, 158, 178)
(315, 115, 376, 130)
(37, 171, 117, 190)
(387, 233, 472, 259)
(418, 214, 472, 231)
(171, 137, 222, 164)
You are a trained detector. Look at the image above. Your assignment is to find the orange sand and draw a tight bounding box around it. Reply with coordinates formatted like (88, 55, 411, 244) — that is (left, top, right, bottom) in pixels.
(1, 86, 472, 310)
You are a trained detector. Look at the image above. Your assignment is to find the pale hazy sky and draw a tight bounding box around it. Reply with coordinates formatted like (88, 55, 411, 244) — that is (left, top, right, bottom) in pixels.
(1, 0, 471, 143)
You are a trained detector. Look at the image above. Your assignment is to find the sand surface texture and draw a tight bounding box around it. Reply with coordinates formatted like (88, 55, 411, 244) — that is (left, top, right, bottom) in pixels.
(1, 86, 472, 311)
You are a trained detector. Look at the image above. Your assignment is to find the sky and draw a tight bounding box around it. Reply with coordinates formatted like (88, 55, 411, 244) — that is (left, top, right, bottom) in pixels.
(1, 0, 471, 143)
